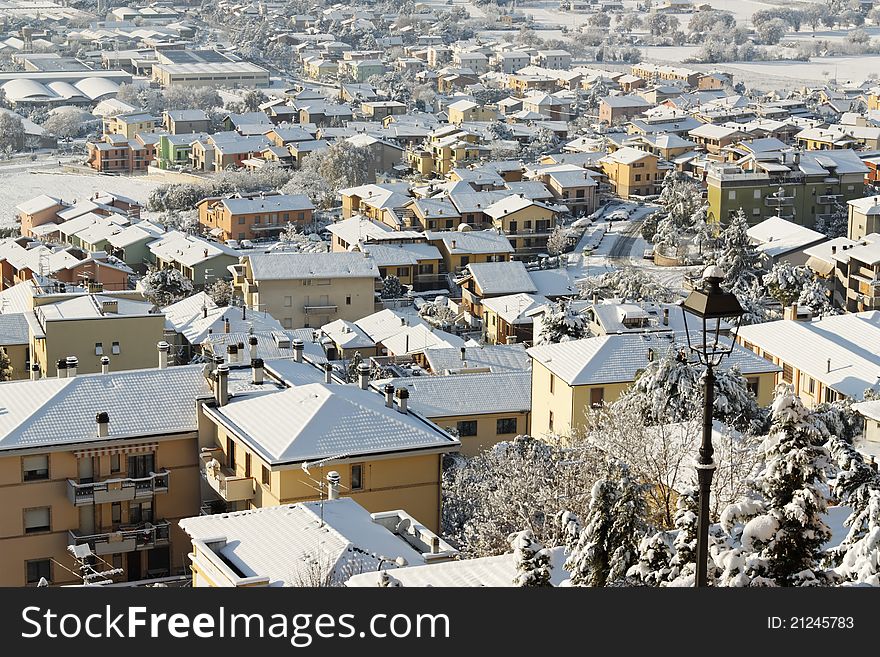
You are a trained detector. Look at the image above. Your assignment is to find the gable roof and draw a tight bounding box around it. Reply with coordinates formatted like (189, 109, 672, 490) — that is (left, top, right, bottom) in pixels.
(247, 252, 380, 281)
(465, 260, 537, 295)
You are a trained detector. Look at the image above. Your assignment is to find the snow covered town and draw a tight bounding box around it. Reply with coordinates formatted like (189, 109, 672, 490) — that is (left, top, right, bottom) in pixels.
(2, 0, 880, 592)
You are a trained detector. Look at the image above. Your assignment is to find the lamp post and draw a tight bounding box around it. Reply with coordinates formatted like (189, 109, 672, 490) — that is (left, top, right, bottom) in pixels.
(681, 265, 744, 587)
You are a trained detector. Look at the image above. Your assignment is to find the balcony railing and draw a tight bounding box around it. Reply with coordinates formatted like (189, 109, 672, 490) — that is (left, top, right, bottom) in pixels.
(817, 194, 841, 205)
(68, 520, 171, 556)
(764, 196, 794, 207)
(303, 304, 338, 313)
(67, 470, 169, 506)
(200, 450, 254, 502)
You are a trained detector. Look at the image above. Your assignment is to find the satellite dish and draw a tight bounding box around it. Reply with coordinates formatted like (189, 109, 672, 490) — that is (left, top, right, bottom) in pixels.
(395, 517, 412, 534)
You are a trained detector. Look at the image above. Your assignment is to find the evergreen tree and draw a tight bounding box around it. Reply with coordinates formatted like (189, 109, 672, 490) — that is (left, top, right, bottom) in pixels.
(713, 210, 766, 296)
(510, 529, 553, 587)
(762, 261, 813, 307)
(669, 486, 700, 582)
(833, 490, 880, 586)
(798, 277, 835, 317)
(0, 347, 12, 381)
(140, 268, 194, 308)
(346, 351, 364, 383)
(629, 531, 674, 586)
(380, 275, 403, 299)
(537, 300, 591, 345)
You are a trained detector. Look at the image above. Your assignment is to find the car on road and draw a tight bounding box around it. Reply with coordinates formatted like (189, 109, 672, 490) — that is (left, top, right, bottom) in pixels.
(643, 249, 655, 260)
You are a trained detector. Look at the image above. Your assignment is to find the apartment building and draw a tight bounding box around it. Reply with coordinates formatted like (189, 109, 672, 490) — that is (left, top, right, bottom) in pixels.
(528, 333, 780, 436)
(232, 252, 379, 329)
(738, 311, 880, 407)
(848, 196, 880, 240)
(0, 365, 207, 586)
(196, 193, 315, 242)
(599, 147, 665, 199)
(598, 95, 651, 125)
(147, 231, 240, 288)
(458, 260, 538, 321)
(483, 194, 559, 255)
(426, 229, 514, 274)
(631, 62, 700, 88)
(162, 109, 211, 135)
(829, 233, 880, 312)
(86, 133, 157, 174)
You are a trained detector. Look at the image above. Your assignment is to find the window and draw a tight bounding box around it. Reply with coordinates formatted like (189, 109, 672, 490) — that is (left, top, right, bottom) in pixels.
(24, 507, 50, 534)
(753, 208, 760, 216)
(26, 559, 51, 585)
(728, 190, 736, 201)
(548, 410, 554, 432)
(753, 190, 761, 199)
(238, 217, 245, 224)
(95, 342, 103, 356)
(110, 454, 120, 473)
(130, 502, 152, 524)
(111, 502, 121, 524)
(283, 318, 293, 329)
(302, 279, 312, 286)
(634, 174, 641, 182)
(496, 418, 517, 434)
(245, 452, 251, 479)
(457, 420, 478, 436)
(22, 455, 49, 482)
(807, 377, 815, 394)
(351, 463, 364, 491)
(397, 267, 409, 277)
(746, 377, 759, 398)
(226, 437, 236, 471)
(111, 341, 120, 355)
(549, 373, 555, 394)
(590, 387, 605, 408)
(284, 296, 292, 307)
(782, 363, 793, 383)
(346, 295, 351, 305)
(128, 453, 154, 478)
(261, 465, 270, 487)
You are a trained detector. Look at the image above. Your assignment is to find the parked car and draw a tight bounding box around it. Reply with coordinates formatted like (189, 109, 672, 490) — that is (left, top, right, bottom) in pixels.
(643, 249, 655, 260)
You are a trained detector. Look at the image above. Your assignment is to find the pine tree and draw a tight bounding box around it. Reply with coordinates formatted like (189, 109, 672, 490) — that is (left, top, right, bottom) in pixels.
(346, 351, 364, 383)
(0, 347, 12, 382)
(140, 268, 194, 307)
(669, 486, 699, 582)
(629, 531, 674, 586)
(380, 275, 403, 299)
(537, 300, 591, 345)
(798, 277, 835, 317)
(713, 210, 766, 296)
(833, 490, 880, 586)
(510, 529, 553, 587)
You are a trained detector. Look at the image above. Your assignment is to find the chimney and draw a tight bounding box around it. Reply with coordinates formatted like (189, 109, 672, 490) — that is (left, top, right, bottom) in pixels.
(224, 317, 231, 333)
(452, 239, 457, 249)
(784, 303, 799, 321)
(227, 343, 239, 365)
(30, 364, 40, 381)
(358, 362, 370, 390)
(96, 411, 109, 438)
(832, 245, 837, 254)
(157, 341, 170, 369)
(827, 358, 832, 373)
(647, 347, 654, 362)
(252, 357, 264, 385)
(324, 362, 333, 383)
(395, 387, 409, 413)
(460, 345, 467, 361)
(202, 304, 208, 319)
(430, 536, 440, 554)
(66, 356, 78, 378)
(56, 358, 67, 378)
(384, 383, 395, 408)
(292, 339, 304, 363)
(100, 356, 110, 374)
(592, 292, 598, 305)
(246, 336, 258, 362)
(662, 308, 669, 326)
(326, 470, 340, 500)
(216, 363, 229, 406)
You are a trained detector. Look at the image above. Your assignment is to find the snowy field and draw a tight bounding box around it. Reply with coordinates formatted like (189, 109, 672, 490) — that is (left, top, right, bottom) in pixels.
(0, 170, 165, 228)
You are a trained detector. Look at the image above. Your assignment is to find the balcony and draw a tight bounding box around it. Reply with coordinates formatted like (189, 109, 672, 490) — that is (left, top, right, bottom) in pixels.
(764, 196, 794, 207)
(68, 520, 171, 556)
(200, 450, 254, 502)
(817, 194, 841, 205)
(67, 470, 169, 507)
(303, 304, 338, 313)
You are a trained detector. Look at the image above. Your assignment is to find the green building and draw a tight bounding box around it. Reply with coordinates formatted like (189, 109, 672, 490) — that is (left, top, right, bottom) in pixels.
(706, 148, 868, 228)
(155, 133, 206, 170)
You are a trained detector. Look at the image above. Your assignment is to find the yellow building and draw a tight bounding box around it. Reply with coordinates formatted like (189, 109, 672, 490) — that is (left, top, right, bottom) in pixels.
(427, 229, 514, 274)
(406, 126, 485, 177)
(527, 333, 780, 437)
(481, 292, 547, 345)
(377, 372, 531, 456)
(231, 252, 380, 329)
(483, 195, 558, 255)
(402, 197, 462, 231)
(196, 359, 461, 531)
(458, 260, 538, 321)
(447, 99, 498, 124)
(102, 112, 158, 139)
(599, 146, 665, 199)
(848, 196, 880, 241)
(356, 241, 444, 291)
(0, 365, 208, 586)
(28, 292, 166, 378)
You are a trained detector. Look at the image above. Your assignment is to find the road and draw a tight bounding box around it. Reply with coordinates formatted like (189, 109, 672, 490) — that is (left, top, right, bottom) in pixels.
(608, 220, 643, 260)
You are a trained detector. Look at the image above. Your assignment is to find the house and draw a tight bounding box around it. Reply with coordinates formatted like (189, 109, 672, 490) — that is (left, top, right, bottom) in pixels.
(483, 194, 559, 255)
(86, 133, 158, 174)
(447, 99, 497, 124)
(231, 252, 380, 329)
(528, 333, 780, 436)
(852, 400, 880, 447)
(197, 193, 315, 242)
(830, 233, 880, 312)
(481, 292, 548, 345)
(600, 147, 665, 199)
(458, 260, 537, 320)
(147, 232, 240, 288)
(179, 497, 457, 587)
(102, 112, 159, 139)
(598, 95, 651, 125)
(163, 109, 211, 135)
(534, 50, 572, 70)
(154, 133, 207, 170)
(15, 195, 65, 237)
(746, 216, 827, 266)
(533, 165, 599, 216)
(423, 343, 531, 375)
(197, 361, 460, 531)
(848, 196, 880, 240)
(373, 372, 532, 456)
(426, 229, 514, 274)
(688, 124, 745, 155)
(738, 312, 880, 406)
(0, 365, 207, 585)
(106, 222, 166, 272)
(361, 100, 407, 120)
(357, 242, 443, 291)
(0, 312, 31, 379)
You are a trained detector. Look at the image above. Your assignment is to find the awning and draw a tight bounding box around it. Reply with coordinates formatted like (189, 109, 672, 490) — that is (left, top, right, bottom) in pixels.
(74, 442, 158, 458)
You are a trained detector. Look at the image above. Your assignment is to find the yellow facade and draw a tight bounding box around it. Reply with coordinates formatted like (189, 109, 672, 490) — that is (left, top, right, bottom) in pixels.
(0, 435, 199, 586)
(600, 154, 663, 199)
(429, 411, 530, 457)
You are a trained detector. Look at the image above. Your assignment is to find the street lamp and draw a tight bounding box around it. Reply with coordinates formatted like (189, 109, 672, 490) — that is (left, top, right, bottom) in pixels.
(681, 265, 744, 588)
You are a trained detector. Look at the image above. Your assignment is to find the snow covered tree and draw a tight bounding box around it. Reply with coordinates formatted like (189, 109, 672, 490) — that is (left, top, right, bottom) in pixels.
(0, 347, 12, 381)
(281, 141, 372, 209)
(140, 268, 194, 308)
(814, 203, 848, 239)
(547, 226, 579, 255)
(565, 461, 647, 586)
(537, 300, 590, 345)
(510, 530, 553, 587)
(380, 275, 403, 299)
(206, 279, 233, 307)
(668, 486, 700, 583)
(578, 267, 674, 304)
(43, 107, 91, 139)
(345, 351, 364, 383)
(558, 510, 582, 556)
(833, 490, 880, 585)
(713, 384, 832, 586)
(629, 531, 674, 586)
(0, 112, 25, 154)
(657, 171, 706, 237)
(798, 276, 835, 316)
(713, 210, 766, 295)
(762, 261, 812, 307)
(242, 89, 268, 112)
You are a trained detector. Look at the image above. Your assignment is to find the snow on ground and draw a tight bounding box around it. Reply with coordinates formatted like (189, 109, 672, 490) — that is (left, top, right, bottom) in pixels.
(0, 170, 165, 228)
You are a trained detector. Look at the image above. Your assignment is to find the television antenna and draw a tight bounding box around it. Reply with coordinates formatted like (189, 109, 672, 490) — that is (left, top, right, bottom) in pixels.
(301, 452, 352, 526)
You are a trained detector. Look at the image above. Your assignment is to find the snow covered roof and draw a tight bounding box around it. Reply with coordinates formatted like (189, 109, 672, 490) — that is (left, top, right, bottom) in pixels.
(529, 269, 577, 298)
(600, 146, 655, 165)
(528, 332, 779, 386)
(0, 365, 211, 452)
(738, 311, 880, 400)
(382, 324, 464, 356)
(149, 231, 239, 267)
(203, 382, 460, 466)
(15, 194, 63, 216)
(346, 545, 569, 587)
(163, 292, 284, 345)
(221, 194, 314, 214)
(423, 343, 530, 374)
(482, 293, 548, 324)
(179, 498, 433, 587)
(321, 319, 375, 349)
(747, 216, 826, 259)
(0, 313, 29, 346)
(375, 371, 531, 417)
(358, 242, 441, 267)
(465, 261, 537, 296)
(853, 399, 880, 423)
(247, 252, 380, 281)
(353, 308, 429, 344)
(848, 196, 880, 216)
(483, 194, 554, 220)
